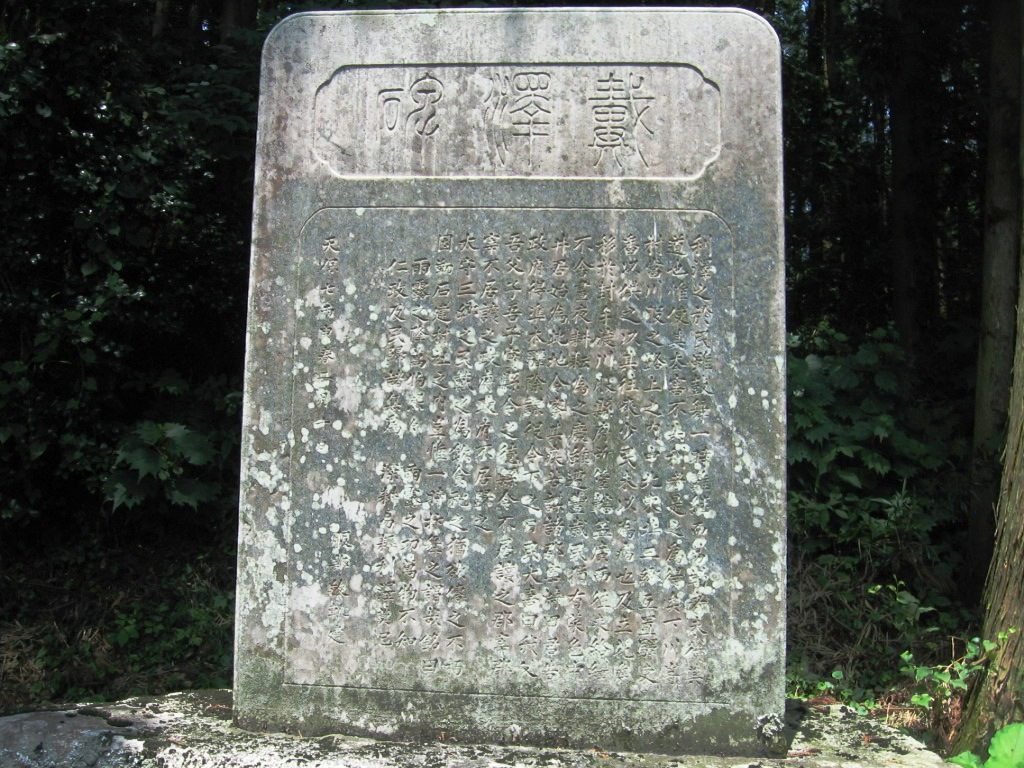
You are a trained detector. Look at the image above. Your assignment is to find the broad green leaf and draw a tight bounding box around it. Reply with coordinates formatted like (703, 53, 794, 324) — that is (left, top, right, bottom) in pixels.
(873, 369, 900, 393)
(828, 364, 860, 390)
(861, 450, 891, 475)
(987, 723, 1024, 768)
(910, 693, 933, 708)
(947, 751, 983, 768)
(836, 469, 862, 488)
(162, 423, 190, 441)
(169, 478, 218, 509)
(182, 434, 214, 465)
(136, 421, 165, 444)
(123, 446, 163, 479)
(164, 424, 215, 465)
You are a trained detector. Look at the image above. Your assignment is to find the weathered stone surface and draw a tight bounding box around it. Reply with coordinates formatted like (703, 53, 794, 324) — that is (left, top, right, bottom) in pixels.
(237, 7, 785, 755)
(0, 692, 948, 768)
(0, 709, 140, 768)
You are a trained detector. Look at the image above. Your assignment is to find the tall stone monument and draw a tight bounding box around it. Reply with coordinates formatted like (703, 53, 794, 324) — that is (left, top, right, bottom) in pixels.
(235, 8, 785, 756)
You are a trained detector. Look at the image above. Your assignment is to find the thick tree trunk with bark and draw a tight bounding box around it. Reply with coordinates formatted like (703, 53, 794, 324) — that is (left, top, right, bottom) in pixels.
(955, 3, 1024, 748)
(957, 256, 1024, 751)
(967, 0, 1022, 601)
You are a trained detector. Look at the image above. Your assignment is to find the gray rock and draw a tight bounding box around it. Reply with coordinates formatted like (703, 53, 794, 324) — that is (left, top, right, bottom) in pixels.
(0, 709, 141, 768)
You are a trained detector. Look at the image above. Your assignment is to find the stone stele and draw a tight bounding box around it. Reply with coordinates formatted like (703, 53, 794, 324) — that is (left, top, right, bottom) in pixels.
(235, 7, 785, 757)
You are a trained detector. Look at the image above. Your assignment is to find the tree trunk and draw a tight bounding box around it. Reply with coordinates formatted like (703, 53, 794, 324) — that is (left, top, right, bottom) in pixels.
(886, 0, 939, 369)
(955, 2, 1024, 749)
(967, 0, 1023, 601)
(219, 0, 256, 41)
(152, 0, 169, 38)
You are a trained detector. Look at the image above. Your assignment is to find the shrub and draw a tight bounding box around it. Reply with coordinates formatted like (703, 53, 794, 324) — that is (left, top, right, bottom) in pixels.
(787, 324, 972, 687)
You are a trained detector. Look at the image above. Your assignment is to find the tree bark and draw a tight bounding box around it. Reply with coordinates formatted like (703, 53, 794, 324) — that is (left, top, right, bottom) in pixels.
(967, 0, 1022, 601)
(886, 0, 940, 369)
(955, 1, 1024, 749)
(219, 0, 256, 41)
(152, 0, 169, 38)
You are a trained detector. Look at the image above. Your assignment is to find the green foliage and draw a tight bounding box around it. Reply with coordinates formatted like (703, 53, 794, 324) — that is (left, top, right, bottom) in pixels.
(786, 668, 877, 715)
(949, 724, 1024, 768)
(0, 4, 257, 525)
(787, 323, 971, 686)
(0, 0, 263, 711)
(900, 634, 1002, 714)
(105, 567, 234, 690)
(900, 629, 1018, 727)
(0, 537, 235, 710)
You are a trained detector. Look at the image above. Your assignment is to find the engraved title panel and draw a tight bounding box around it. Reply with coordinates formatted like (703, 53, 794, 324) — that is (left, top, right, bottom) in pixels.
(314, 65, 721, 178)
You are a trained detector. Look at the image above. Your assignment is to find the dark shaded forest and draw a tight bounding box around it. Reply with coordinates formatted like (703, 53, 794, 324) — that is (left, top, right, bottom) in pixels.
(1, 0, 1021, 756)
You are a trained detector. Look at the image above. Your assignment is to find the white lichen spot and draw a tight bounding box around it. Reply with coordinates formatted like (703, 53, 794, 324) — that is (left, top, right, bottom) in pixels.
(322, 486, 344, 510)
(258, 409, 272, 436)
(333, 374, 363, 413)
(341, 500, 365, 524)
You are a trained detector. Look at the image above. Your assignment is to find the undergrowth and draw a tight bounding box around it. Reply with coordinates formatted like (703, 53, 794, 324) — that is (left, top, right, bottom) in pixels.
(785, 323, 978, 749)
(0, 519, 235, 713)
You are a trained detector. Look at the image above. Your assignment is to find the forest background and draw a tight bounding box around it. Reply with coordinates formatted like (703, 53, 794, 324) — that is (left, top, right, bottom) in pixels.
(1, 0, 1022, 757)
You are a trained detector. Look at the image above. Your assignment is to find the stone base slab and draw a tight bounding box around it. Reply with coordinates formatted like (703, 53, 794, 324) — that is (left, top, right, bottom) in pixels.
(0, 689, 947, 768)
